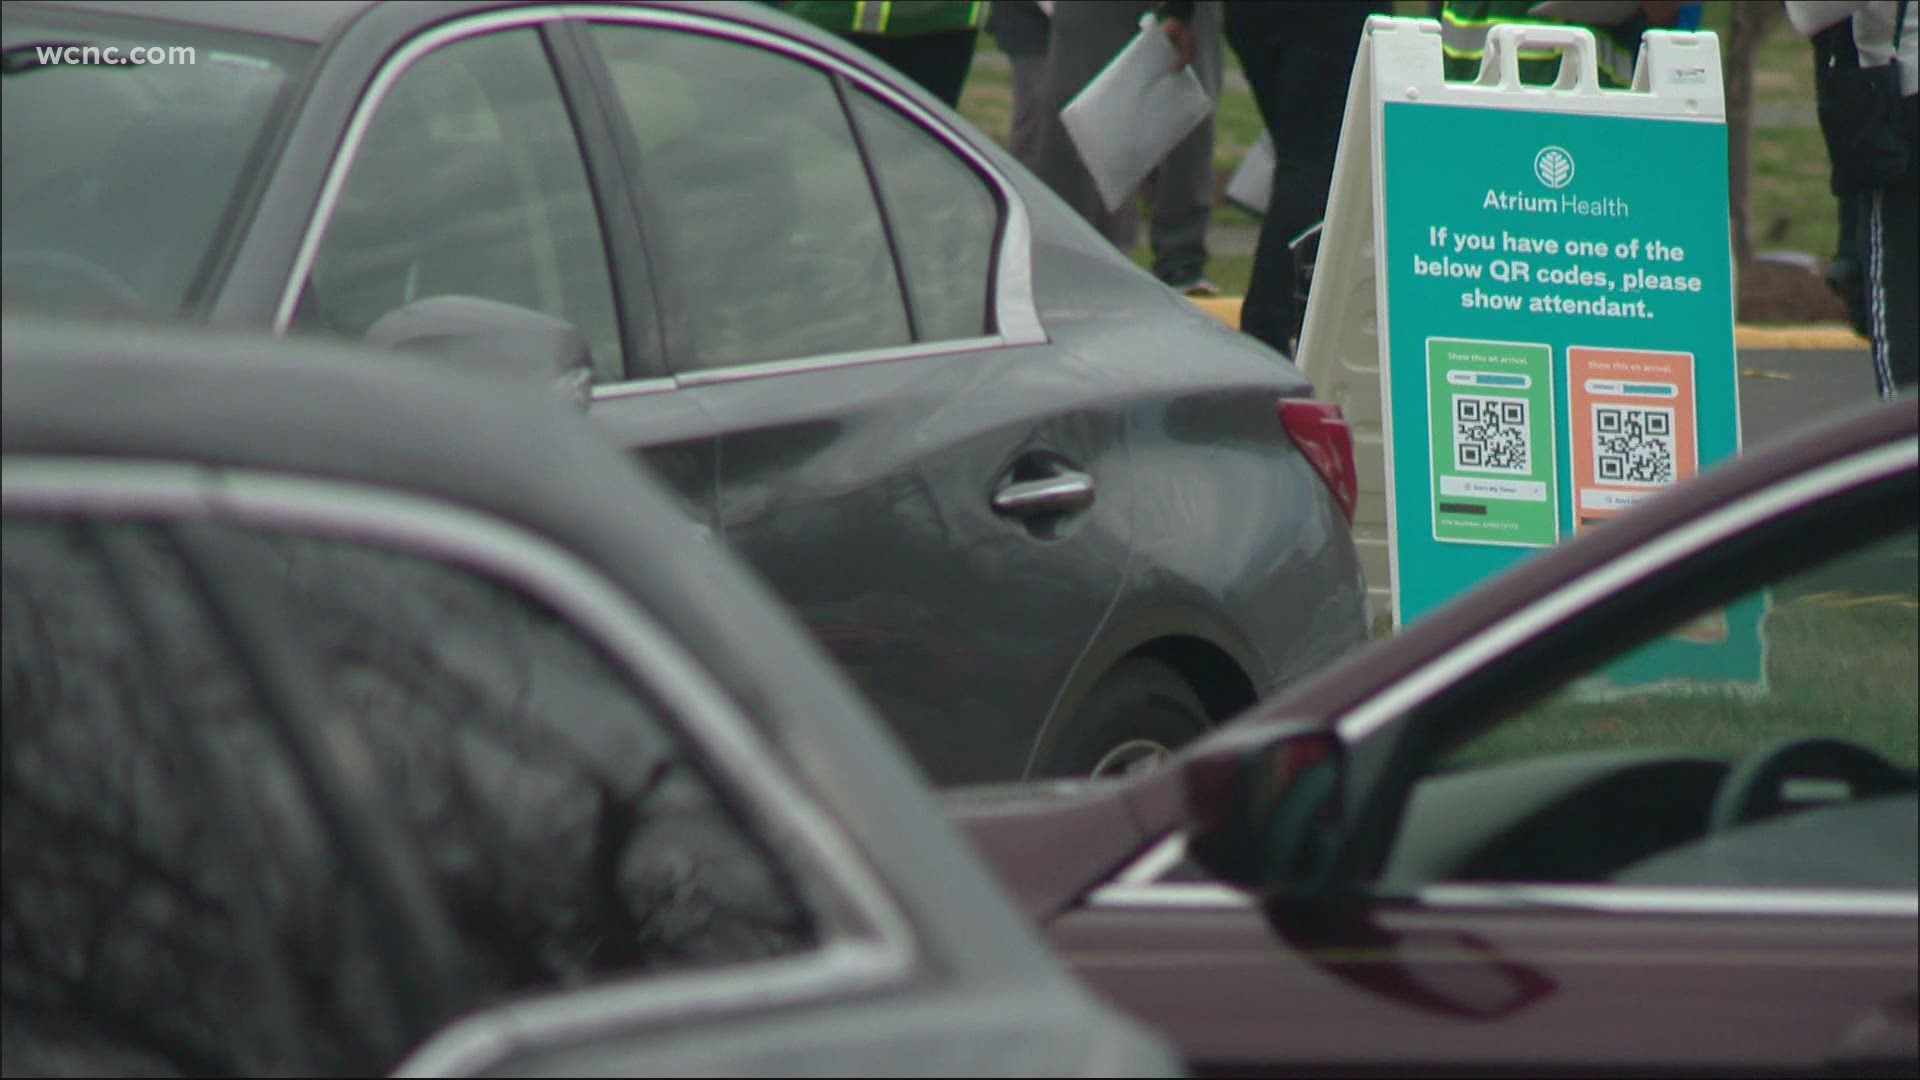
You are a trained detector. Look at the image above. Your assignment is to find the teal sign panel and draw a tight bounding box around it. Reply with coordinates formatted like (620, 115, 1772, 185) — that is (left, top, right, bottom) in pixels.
(1380, 100, 1761, 687)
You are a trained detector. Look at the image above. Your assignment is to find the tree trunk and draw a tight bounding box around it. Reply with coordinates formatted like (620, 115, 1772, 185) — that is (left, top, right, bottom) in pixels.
(1724, 2, 1783, 267)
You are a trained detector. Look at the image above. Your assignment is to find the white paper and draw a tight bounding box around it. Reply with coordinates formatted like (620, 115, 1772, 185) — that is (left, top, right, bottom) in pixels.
(1224, 129, 1274, 216)
(1059, 15, 1215, 214)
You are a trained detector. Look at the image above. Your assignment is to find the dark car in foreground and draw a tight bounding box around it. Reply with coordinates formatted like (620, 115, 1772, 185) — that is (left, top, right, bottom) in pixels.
(0, 319, 1180, 1078)
(954, 400, 1919, 1076)
(0, 0, 1368, 783)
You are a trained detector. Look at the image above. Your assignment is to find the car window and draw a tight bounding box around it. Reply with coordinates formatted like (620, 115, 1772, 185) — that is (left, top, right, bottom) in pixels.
(0, 8, 308, 316)
(845, 89, 999, 341)
(239, 525, 821, 987)
(2, 519, 406, 1077)
(2, 513, 821, 1075)
(1388, 522, 1919, 891)
(586, 23, 911, 371)
(293, 29, 627, 380)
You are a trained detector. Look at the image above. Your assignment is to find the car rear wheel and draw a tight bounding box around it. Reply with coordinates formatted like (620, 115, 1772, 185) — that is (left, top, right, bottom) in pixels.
(1041, 658, 1211, 779)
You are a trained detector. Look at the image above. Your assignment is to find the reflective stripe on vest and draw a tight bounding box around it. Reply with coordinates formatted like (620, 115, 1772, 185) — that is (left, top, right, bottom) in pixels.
(854, 0, 888, 34)
(1440, 9, 1638, 86)
(849, 1, 983, 36)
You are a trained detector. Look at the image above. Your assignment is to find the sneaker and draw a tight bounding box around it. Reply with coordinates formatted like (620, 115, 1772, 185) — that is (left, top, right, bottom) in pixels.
(1164, 275, 1220, 298)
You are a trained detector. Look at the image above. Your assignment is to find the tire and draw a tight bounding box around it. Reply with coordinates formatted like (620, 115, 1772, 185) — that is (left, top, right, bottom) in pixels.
(1040, 658, 1212, 779)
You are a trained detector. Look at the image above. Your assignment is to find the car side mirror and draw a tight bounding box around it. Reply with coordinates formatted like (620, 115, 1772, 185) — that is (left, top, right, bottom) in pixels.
(1184, 724, 1558, 1021)
(1181, 724, 1346, 898)
(366, 295, 594, 409)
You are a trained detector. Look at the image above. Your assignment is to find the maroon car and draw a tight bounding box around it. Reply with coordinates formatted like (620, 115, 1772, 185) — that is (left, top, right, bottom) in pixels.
(955, 399, 1919, 1077)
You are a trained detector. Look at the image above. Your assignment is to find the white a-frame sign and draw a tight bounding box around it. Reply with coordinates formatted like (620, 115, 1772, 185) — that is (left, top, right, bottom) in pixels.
(1295, 15, 1744, 669)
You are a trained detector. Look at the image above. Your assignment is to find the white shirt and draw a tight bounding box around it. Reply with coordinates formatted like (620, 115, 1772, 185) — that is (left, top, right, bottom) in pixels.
(1786, 0, 1920, 97)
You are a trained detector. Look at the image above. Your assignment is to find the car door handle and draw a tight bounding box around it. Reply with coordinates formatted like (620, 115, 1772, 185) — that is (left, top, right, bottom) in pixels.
(992, 468, 1094, 517)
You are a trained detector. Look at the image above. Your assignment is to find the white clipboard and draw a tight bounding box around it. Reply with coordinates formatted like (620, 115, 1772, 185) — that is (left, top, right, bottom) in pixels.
(1059, 14, 1215, 214)
(1224, 129, 1275, 216)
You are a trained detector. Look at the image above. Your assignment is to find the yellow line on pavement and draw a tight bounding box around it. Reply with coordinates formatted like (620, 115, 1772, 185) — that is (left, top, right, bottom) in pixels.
(1734, 324, 1871, 350)
(1187, 296, 1244, 328)
(1184, 298, 1871, 352)
(1787, 591, 1919, 612)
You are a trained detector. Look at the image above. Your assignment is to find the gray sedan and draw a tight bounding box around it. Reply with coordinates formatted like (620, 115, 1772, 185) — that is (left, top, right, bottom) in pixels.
(1, 317, 1180, 1077)
(0, 0, 1368, 783)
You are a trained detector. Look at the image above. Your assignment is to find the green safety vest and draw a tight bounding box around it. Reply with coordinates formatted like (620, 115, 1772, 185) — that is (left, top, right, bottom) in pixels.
(1440, 1, 1643, 89)
(784, 0, 986, 37)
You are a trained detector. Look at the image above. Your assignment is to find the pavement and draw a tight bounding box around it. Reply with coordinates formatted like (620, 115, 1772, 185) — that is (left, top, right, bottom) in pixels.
(1725, 347, 1888, 451)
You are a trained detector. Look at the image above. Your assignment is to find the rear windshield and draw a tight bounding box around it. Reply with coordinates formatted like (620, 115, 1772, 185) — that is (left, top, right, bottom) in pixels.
(2, 7, 310, 317)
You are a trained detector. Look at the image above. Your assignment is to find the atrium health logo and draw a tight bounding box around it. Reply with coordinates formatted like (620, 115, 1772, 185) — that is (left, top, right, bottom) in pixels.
(1534, 146, 1575, 189)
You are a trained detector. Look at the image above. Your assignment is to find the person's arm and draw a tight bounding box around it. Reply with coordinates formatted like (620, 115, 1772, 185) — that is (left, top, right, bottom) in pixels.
(1784, 0, 1867, 37)
(1157, 0, 1198, 70)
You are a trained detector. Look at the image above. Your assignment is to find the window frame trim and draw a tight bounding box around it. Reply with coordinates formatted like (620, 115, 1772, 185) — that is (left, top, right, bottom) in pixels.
(538, 17, 672, 380)
(832, 69, 922, 343)
(2, 457, 918, 1076)
(271, 4, 1045, 377)
(838, 70, 1005, 346)
(1088, 834, 1920, 919)
(574, 336, 1016, 400)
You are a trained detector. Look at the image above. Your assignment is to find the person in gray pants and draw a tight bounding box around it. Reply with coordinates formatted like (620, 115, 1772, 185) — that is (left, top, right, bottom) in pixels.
(986, 0, 1052, 170)
(1032, 0, 1223, 295)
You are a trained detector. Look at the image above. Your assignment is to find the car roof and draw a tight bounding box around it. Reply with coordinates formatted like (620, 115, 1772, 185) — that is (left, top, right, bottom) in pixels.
(3, 318, 685, 558)
(18, 0, 379, 44)
(1, 316, 1102, 1001)
(31, 0, 812, 46)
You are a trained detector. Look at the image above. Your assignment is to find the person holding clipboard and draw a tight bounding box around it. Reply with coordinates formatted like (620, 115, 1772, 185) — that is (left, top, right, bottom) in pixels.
(1156, 1, 1384, 356)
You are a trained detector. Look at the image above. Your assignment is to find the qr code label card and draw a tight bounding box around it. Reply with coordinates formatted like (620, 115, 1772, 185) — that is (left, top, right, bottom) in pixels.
(1453, 394, 1532, 474)
(1592, 404, 1676, 486)
(1566, 347, 1700, 533)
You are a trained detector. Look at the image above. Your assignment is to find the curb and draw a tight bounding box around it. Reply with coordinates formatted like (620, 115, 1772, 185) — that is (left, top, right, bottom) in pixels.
(1184, 297, 1871, 351)
(1731, 324, 1871, 350)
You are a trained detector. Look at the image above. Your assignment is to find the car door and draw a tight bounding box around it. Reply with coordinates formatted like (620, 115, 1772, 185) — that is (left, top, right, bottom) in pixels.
(282, 18, 720, 530)
(1, 462, 1174, 1077)
(571, 14, 1133, 784)
(1053, 434, 1919, 1076)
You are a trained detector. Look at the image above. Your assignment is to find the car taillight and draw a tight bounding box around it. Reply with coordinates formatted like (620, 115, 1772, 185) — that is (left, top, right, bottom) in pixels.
(1279, 399, 1358, 523)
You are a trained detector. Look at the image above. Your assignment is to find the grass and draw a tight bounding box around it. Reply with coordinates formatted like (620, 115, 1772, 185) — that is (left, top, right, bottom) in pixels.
(1749, 13, 1837, 260)
(958, 45, 1015, 142)
(1448, 596, 1920, 769)
(957, 2, 1836, 295)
